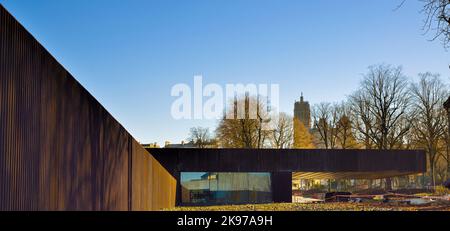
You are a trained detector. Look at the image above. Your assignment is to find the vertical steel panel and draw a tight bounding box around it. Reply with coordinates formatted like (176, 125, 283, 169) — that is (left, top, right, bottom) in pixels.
(131, 139, 176, 210)
(271, 172, 292, 203)
(0, 5, 176, 211)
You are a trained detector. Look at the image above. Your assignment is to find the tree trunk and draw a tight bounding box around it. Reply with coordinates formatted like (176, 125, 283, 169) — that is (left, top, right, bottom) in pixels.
(385, 178, 392, 190)
(447, 161, 450, 181)
(447, 145, 450, 180)
(430, 164, 436, 187)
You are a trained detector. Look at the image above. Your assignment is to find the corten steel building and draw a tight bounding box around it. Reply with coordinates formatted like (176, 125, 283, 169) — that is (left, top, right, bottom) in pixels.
(0, 5, 176, 211)
(148, 148, 426, 206)
(0, 4, 426, 210)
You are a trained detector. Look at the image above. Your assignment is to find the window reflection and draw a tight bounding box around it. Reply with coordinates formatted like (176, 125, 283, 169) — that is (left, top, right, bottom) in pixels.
(180, 172, 272, 205)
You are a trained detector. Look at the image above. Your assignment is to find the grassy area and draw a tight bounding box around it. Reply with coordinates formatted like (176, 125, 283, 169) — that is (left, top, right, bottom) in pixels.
(167, 201, 450, 211)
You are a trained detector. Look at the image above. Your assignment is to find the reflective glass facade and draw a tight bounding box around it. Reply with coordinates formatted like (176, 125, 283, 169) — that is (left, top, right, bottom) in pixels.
(180, 172, 272, 205)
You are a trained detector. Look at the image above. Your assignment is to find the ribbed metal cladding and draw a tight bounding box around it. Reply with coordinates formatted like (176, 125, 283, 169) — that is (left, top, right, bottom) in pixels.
(0, 5, 176, 211)
(148, 148, 426, 175)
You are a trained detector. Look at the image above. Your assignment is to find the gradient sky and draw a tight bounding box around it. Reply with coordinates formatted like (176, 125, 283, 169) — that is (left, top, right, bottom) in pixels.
(1, 0, 449, 145)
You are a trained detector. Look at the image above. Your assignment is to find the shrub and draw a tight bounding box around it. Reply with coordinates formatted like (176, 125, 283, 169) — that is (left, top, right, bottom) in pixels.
(434, 186, 450, 196)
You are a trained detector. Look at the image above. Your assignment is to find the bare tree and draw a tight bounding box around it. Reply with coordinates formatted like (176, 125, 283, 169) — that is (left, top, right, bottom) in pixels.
(270, 112, 293, 149)
(312, 102, 360, 150)
(188, 127, 215, 148)
(421, 0, 450, 48)
(216, 94, 270, 148)
(312, 103, 339, 149)
(410, 73, 448, 186)
(349, 64, 412, 189)
(335, 102, 360, 149)
(350, 91, 375, 149)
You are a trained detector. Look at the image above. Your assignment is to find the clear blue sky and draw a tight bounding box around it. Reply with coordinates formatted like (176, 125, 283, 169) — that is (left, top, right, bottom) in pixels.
(1, 0, 449, 145)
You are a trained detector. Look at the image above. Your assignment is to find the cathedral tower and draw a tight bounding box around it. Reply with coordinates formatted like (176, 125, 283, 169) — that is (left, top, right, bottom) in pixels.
(294, 93, 311, 129)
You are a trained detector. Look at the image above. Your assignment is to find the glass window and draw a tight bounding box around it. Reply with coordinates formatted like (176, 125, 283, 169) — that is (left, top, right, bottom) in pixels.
(180, 172, 272, 205)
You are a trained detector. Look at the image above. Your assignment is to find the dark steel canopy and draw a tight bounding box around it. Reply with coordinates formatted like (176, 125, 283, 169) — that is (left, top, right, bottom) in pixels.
(147, 148, 426, 180)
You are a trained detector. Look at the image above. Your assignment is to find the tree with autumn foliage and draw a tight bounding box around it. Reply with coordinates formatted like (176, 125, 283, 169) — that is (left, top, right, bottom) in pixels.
(336, 115, 360, 149)
(215, 94, 270, 148)
(335, 103, 360, 149)
(293, 118, 315, 149)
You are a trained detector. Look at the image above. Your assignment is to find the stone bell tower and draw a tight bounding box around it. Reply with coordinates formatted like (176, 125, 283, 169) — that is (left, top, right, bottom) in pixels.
(294, 93, 311, 129)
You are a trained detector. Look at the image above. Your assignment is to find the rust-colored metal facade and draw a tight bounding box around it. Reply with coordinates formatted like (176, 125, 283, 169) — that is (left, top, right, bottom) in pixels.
(0, 5, 176, 211)
(148, 148, 426, 204)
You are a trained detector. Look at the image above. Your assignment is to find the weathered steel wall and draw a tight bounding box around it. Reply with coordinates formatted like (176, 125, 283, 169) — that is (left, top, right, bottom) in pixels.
(148, 148, 426, 175)
(131, 140, 176, 210)
(0, 5, 175, 211)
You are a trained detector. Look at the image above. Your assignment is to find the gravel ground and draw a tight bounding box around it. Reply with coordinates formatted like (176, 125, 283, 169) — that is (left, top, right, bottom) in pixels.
(166, 201, 450, 211)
